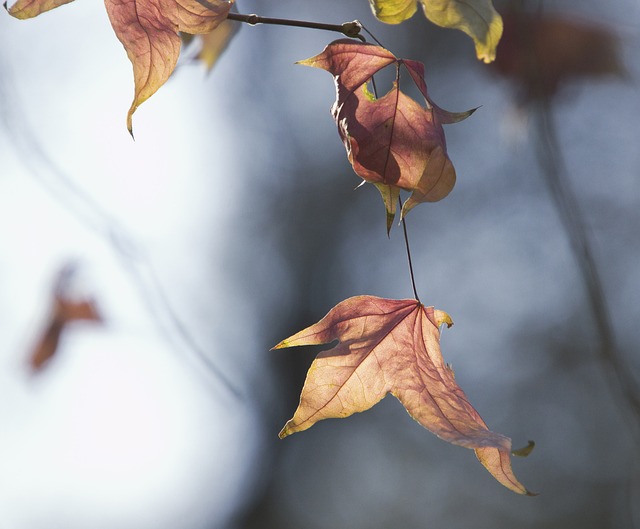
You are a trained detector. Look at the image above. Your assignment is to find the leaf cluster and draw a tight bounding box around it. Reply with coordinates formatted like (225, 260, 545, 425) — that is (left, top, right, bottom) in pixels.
(4, 0, 534, 496)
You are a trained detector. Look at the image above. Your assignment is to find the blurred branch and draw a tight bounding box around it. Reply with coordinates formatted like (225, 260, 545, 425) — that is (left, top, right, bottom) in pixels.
(499, 1, 640, 439)
(0, 58, 242, 400)
(533, 99, 640, 433)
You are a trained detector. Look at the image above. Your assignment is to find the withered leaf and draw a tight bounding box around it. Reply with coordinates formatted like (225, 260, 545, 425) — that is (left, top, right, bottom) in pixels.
(299, 40, 474, 232)
(274, 295, 533, 495)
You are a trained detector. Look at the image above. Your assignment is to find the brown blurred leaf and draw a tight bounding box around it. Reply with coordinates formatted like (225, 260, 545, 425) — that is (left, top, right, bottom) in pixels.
(29, 267, 101, 372)
(493, 11, 625, 100)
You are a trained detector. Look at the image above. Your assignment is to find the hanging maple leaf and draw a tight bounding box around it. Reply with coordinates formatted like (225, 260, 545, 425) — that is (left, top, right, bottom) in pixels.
(6, 0, 234, 133)
(299, 39, 474, 232)
(368, 0, 503, 63)
(274, 295, 534, 495)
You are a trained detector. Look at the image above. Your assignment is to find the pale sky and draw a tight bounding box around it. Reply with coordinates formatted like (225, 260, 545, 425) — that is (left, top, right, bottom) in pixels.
(0, 2, 262, 527)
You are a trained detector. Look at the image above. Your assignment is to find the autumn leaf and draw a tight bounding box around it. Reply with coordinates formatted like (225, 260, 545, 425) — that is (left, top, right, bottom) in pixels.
(274, 295, 534, 495)
(299, 39, 474, 232)
(368, 0, 503, 63)
(6, 0, 234, 134)
(493, 11, 625, 101)
(28, 265, 102, 372)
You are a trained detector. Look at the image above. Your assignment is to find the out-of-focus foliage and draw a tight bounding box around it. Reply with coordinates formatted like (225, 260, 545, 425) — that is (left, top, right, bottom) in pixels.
(181, 18, 239, 72)
(28, 265, 102, 372)
(493, 10, 625, 101)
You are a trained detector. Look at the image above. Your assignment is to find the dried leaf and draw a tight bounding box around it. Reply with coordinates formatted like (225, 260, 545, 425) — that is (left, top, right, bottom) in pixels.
(274, 295, 534, 495)
(299, 39, 474, 232)
(6, 0, 234, 133)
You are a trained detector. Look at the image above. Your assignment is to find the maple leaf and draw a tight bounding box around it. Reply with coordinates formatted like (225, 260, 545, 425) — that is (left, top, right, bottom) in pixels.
(274, 295, 534, 495)
(368, 0, 503, 63)
(299, 39, 474, 232)
(6, 0, 234, 134)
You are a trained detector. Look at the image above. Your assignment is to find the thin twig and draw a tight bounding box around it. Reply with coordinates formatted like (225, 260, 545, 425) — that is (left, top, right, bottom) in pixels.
(227, 12, 365, 41)
(400, 197, 420, 302)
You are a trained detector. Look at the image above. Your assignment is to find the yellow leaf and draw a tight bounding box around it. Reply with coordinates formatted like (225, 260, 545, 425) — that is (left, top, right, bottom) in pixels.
(368, 0, 417, 24)
(5, 0, 73, 19)
(184, 17, 239, 72)
(367, 0, 502, 62)
(419, 0, 503, 63)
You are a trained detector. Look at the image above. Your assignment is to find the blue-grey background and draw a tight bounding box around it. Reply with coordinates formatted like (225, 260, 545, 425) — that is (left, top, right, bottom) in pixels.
(1, 0, 639, 527)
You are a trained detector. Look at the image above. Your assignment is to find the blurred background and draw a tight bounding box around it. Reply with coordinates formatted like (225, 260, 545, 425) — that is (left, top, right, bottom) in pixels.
(1, 0, 639, 527)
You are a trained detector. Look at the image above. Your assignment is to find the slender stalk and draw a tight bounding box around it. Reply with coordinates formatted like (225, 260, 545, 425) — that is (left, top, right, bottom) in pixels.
(534, 99, 640, 428)
(226, 12, 365, 41)
(400, 197, 420, 302)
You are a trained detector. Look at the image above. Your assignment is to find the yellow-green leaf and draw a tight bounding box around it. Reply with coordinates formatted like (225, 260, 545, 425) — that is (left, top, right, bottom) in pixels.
(368, 0, 503, 63)
(368, 0, 417, 24)
(419, 0, 503, 63)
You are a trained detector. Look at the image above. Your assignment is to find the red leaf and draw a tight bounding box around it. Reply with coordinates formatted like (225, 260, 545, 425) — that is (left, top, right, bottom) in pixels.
(274, 295, 534, 495)
(299, 40, 474, 232)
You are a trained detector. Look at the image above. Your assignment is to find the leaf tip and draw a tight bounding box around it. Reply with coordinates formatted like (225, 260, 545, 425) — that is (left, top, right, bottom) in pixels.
(386, 211, 394, 237)
(437, 311, 453, 328)
(126, 112, 135, 139)
(296, 57, 316, 68)
(512, 440, 535, 458)
(278, 422, 294, 439)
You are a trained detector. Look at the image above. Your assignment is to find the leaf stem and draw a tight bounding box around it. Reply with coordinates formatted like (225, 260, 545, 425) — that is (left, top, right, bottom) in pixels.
(226, 12, 365, 41)
(400, 197, 420, 302)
